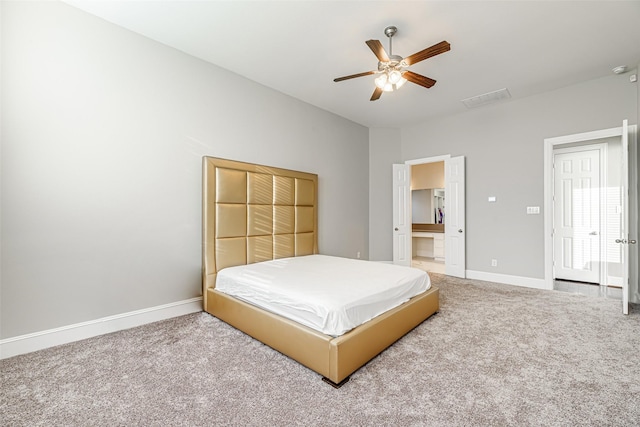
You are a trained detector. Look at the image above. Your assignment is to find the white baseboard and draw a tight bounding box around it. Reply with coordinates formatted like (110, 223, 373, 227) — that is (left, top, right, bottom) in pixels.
(607, 276, 623, 286)
(466, 270, 550, 290)
(0, 297, 203, 360)
(373, 264, 550, 290)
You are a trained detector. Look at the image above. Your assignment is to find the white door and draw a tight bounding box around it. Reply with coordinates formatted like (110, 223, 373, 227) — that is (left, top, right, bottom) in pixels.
(445, 156, 466, 277)
(392, 164, 411, 266)
(553, 147, 602, 283)
(620, 120, 630, 314)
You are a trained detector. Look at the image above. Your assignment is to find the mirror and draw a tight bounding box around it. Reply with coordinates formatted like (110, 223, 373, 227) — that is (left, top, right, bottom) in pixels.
(411, 188, 445, 224)
(433, 188, 444, 224)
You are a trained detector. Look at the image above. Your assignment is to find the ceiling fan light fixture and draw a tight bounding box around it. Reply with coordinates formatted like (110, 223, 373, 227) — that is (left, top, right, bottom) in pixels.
(388, 69, 402, 84)
(375, 73, 388, 89)
(377, 70, 406, 92)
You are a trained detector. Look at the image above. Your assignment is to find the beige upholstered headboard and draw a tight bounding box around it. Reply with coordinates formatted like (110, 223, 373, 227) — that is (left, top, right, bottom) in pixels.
(202, 156, 318, 306)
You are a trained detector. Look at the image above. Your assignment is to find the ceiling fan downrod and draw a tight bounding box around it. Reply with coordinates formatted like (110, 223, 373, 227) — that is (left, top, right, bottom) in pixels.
(382, 25, 404, 66)
(384, 26, 397, 57)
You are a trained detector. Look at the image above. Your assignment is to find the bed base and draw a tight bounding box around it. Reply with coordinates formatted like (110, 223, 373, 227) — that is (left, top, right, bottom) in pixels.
(322, 376, 350, 389)
(206, 286, 439, 385)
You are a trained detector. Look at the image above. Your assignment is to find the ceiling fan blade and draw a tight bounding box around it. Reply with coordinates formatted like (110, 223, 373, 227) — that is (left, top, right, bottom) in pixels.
(334, 71, 376, 82)
(403, 71, 437, 88)
(366, 39, 390, 62)
(404, 41, 450, 66)
(370, 87, 383, 101)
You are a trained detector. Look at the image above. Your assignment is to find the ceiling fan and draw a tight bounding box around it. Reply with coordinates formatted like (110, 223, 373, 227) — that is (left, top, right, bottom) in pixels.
(333, 26, 450, 101)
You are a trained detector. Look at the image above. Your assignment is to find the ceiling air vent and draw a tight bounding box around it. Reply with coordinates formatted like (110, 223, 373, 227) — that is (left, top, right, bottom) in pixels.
(461, 88, 511, 108)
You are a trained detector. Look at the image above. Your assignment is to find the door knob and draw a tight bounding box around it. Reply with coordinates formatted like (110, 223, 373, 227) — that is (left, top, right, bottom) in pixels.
(458, 229, 463, 233)
(589, 231, 598, 235)
(394, 227, 399, 231)
(615, 238, 637, 244)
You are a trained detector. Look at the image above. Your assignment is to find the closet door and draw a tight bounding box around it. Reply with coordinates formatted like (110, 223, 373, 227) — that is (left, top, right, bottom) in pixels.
(552, 146, 602, 284)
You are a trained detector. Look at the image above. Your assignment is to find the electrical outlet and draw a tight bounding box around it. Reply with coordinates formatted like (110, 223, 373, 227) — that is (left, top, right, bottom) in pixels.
(491, 259, 498, 267)
(356, 252, 361, 259)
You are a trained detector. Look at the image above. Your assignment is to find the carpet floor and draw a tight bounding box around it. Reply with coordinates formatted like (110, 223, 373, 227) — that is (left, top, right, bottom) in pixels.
(2, 274, 639, 426)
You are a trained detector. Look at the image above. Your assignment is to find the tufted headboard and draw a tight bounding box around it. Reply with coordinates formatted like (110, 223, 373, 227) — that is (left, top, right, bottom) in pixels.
(202, 156, 318, 306)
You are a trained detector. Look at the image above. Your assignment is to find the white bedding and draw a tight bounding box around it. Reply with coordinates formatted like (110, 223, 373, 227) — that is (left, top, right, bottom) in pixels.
(215, 254, 430, 336)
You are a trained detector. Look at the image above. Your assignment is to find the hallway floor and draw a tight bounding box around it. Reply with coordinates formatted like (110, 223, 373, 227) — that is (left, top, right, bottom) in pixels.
(553, 279, 622, 300)
(412, 256, 445, 274)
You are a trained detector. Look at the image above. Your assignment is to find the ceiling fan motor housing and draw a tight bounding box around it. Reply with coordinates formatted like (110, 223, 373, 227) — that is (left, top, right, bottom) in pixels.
(378, 55, 405, 73)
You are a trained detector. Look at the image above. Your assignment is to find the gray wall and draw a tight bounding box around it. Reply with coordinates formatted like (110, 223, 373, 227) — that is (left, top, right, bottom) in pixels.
(1, 1, 369, 339)
(368, 128, 401, 261)
(373, 72, 637, 280)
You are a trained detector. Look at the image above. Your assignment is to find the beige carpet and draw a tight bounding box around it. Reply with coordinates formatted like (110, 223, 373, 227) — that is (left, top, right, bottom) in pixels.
(2, 274, 639, 426)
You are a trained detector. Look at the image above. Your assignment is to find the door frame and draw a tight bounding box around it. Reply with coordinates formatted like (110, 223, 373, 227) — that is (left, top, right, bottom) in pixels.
(543, 125, 636, 294)
(551, 143, 607, 285)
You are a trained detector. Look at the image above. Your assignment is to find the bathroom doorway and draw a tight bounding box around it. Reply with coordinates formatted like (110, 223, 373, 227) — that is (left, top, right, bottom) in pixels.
(410, 161, 446, 274)
(393, 155, 466, 277)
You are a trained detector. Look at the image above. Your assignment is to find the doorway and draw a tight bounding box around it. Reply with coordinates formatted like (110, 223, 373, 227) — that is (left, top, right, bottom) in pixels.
(552, 144, 606, 285)
(410, 161, 446, 274)
(393, 155, 466, 278)
(544, 121, 636, 314)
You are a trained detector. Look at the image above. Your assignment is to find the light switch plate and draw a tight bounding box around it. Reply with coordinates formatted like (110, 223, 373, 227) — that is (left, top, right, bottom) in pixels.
(526, 206, 540, 214)
(488, 196, 497, 202)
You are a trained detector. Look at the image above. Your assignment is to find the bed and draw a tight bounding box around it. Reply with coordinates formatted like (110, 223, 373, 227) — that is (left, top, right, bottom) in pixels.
(202, 156, 439, 387)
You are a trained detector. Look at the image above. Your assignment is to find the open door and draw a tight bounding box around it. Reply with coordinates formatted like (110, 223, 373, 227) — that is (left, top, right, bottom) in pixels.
(620, 119, 631, 314)
(392, 164, 411, 266)
(445, 156, 466, 278)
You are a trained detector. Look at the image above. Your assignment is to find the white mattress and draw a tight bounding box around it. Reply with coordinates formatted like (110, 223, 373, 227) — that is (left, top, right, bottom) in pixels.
(215, 254, 430, 336)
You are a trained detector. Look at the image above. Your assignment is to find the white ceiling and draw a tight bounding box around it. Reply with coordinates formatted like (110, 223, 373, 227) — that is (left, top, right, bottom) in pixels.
(64, 0, 640, 128)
